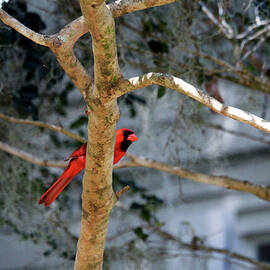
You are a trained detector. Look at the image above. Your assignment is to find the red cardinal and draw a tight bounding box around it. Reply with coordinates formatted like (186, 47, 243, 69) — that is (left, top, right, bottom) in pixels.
(39, 129, 138, 206)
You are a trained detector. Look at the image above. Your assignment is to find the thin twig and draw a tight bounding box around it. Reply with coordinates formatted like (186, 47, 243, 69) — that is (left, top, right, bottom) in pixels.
(115, 185, 130, 202)
(156, 228, 270, 270)
(198, 52, 234, 70)
(236, 19, 270, 40)
(199, 1, 234, 39)
(205, 122, 270, 146)
(241, 36, 266, 62)
(198, 53, 270, 94)
(240, 25, 270, 50)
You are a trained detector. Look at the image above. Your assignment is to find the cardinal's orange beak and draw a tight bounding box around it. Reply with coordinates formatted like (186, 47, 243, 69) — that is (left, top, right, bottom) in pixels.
(127, 134, 138, 142)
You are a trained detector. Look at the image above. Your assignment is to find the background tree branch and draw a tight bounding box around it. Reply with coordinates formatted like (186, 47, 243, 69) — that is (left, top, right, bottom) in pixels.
(205, 122, 270, 146)
(0, 141, 66, 168)
(0, 113, 86, 143)
(199, 52, 270, 95)
(155, 227, 270, 270)
(1, 134, 269, 203)
(115, 154, 270, 202)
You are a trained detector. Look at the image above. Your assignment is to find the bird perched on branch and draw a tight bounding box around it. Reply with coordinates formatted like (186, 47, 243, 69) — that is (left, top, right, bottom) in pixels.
(39, 128, 138, 206)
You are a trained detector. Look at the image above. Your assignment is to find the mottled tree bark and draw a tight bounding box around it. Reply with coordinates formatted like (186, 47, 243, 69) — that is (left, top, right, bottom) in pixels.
(75, 101, 119, 270)
(74, 1, 122, 269)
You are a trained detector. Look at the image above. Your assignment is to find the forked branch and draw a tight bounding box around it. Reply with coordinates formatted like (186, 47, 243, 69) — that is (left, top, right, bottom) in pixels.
(0, 8, 92, 97)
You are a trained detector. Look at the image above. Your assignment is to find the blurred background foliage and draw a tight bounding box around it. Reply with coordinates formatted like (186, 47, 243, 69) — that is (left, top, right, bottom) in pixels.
(1, 0, 270, 269)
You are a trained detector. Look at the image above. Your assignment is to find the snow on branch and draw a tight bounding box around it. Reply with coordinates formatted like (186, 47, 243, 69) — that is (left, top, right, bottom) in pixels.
(110, 0, 176, 17)
(117, 72, 270, 134)
(115, 154, 270, 202)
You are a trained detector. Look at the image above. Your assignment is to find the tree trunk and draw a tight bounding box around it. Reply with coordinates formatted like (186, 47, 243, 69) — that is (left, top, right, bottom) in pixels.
(74, 99, 119, 270)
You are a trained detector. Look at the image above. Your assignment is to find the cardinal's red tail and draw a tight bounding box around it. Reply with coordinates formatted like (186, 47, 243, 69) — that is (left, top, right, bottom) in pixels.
(38, 175, 74, 206)
(39, 159, 84, 206)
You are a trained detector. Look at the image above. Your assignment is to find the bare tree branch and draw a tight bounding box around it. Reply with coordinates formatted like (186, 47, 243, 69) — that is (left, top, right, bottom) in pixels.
(199, 52, 234, 70)
(2, 136, 270, 203)
(240, 24, 270, 50)
(50, 27, 92, 98)
(220, 73, 270, 95)
(0, 113, 86, 143)
(0, 9, 52, 46)
(3, 132, 269, 204)
(217, 1, 234, 38)
(115, 154, 270, 202)
(156, 228, 270, 270)
(199, 1, 234, 39)
(117, 72, 270, 134)
(199, 52, 270, 95)
(0, 9, 92, 97)
(236, 19, 270, 40)
(196, 2, 270, 96)
(205, 122, 270, 146)
(107, 220, 269, 269)
(107, 220, 270, 269)
(241, 36, 266, 62)
(115, 185, 130, 201)
(1, 135, 269, 267)
(0, 0, 176, 47)
(0, 141, 66, 168)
